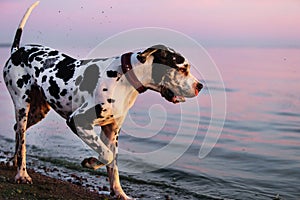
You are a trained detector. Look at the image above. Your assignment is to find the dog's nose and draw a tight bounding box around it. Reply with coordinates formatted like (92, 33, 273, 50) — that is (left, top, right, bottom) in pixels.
(196, 82, 203, 91)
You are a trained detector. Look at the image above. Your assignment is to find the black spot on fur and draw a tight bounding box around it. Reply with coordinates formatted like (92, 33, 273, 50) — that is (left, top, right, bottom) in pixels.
(35, 57, 43, 62)
(43, 58, 56, 69)
(25, 90, 30, 95)
(34, 67, 40, 77)
(60, 89, 67, 96)
(69, 104, 104, 131)
(94, 104, 103, 118)
(56, 101, 63, 109)
(49, 102, 56, 109)
(11, 47, 40, 66)
(48, 77, 60, 99)
(54, 54, 78, 83)
(17, 154, 22, 168)
(17, 79, 24, 88)
(107, 98, 115, 103)
(73, 88, 78, 95)
(103, 88, 108, 91)
(42, 75, 47, 83)
(152, 64, 171, 84)
(106, 70, 118, 78)
(79, 64, 100, 95)
(28, 51, 46, 63)
(48, 50, 59, 56)
(75, 76, 82, 86)
(18, 108, 26, 121)
(16, 74, 31, 88)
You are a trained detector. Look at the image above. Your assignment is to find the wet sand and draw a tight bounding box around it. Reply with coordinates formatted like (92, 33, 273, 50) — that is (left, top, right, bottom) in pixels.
(0, 162, 113, 200)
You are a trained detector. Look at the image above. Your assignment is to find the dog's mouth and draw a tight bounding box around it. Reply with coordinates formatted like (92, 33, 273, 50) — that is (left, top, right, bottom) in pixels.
(161, 86, 185, 104)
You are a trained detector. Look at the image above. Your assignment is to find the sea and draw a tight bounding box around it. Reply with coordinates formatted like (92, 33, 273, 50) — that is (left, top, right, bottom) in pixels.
(0, 46, 299, 200)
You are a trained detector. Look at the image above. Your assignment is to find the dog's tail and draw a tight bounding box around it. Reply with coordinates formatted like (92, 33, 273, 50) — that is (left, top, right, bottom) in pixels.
(11, 1, 40, 53)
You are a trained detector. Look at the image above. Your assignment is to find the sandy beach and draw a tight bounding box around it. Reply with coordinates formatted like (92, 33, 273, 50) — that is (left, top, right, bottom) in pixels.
(0, 162, 114, 200)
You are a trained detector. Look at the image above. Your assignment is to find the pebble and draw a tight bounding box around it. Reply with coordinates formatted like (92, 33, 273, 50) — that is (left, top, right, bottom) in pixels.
(0, 175, 7, 182)
(102, 185, 109, 191)
(273, 194, 282, 200)
(73, 181, 82, 186)
(6, 162, 11, 167)
(71, 174, 78, 179)
(81, 176, 88, 182)
(42, 166, 50, 172)
(16, 189, 22, 194)
(52, 167, 59, 172)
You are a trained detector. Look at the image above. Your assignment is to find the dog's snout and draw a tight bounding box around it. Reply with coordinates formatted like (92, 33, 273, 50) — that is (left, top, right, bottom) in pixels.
(195, 82, 203, 95)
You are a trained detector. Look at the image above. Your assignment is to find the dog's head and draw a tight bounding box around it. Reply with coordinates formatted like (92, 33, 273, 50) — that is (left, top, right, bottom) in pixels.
(137, 44, 203, 103)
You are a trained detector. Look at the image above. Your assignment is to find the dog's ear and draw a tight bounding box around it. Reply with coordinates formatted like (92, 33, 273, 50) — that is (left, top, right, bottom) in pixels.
(137, 47, 158, 63)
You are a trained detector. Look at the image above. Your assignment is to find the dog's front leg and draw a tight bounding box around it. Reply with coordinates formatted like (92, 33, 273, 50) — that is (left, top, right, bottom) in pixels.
(67, 105, 114, 165)
(101, 123, 132, 200)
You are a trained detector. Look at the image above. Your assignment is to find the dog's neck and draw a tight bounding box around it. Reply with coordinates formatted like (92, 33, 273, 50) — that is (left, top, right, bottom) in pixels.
(106, 53, 155, 113)
(121, 52, 147, 94)
(124, 52, 159, 93)
(111, 52, 163, 111)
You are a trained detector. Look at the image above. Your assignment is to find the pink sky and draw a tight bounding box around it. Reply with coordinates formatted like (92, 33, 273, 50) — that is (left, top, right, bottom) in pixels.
(1, 0, 300, 48)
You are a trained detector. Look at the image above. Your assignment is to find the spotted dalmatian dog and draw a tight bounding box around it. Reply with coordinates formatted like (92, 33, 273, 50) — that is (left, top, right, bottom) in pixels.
(3, 2, 203, 200)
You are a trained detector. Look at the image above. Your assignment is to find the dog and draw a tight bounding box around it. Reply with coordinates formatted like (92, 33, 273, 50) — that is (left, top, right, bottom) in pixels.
(3, 2, 202, 199)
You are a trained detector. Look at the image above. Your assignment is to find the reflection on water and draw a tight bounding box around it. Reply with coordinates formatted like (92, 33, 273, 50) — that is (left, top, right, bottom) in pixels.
(0, 47, 299, 199)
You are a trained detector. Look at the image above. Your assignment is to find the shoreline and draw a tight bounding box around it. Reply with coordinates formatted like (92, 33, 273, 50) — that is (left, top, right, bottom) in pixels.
(0, 136, 204, 200)
(0, 162, 113, 200)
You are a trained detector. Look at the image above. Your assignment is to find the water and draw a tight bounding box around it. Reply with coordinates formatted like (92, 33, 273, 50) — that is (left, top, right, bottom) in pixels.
(0, 46, 300, 200)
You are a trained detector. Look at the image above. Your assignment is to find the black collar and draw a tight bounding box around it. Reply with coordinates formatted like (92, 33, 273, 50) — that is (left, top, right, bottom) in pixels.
(121, 52, 147, 93)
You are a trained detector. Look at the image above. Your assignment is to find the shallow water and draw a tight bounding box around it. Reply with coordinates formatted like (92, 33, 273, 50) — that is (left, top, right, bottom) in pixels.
(0, 47, 300, 199)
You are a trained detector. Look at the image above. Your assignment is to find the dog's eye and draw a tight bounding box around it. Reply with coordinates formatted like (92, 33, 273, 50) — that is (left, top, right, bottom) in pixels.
(178, 68, 187, 73)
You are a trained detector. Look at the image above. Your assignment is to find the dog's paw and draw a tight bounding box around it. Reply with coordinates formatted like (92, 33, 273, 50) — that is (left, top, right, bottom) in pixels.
(15, 173, 33, 184)
(81, 157, 105, 170)
(112, 188, 136, 200)
(116, 193, 136, 200)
